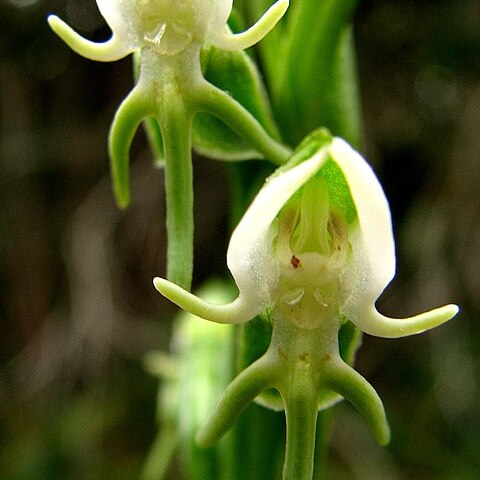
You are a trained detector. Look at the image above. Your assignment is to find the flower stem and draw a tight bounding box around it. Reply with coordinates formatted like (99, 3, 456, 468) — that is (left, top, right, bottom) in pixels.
(159, 98, 194, 290)
(282, 364, 319, 480)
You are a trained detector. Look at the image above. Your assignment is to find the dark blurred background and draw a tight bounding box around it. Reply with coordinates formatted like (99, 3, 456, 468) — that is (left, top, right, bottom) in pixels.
(1, 0, 479, 479)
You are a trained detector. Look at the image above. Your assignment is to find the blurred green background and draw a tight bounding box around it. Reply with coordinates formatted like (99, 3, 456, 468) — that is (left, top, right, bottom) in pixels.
(1, 0, 479, 479)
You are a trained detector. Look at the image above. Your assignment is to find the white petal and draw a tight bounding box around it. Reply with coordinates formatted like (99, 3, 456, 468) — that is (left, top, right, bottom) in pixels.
(153, 277, 259, 324)
(96, 0, 126, 33)
(209, 0, 233, 34)
(329, 138, 458, 337)
(48, 14, 135, 62)
(97, 0, 142, 52)
(227, 147, 329, 309)
(357, 303, 459, 338)
(328, 138, 395, 312)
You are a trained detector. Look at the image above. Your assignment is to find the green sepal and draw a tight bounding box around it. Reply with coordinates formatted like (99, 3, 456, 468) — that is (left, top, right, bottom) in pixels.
(276, 128, 358, 224)
(277, 128, 333, 173)
(193, 43, 281, 161)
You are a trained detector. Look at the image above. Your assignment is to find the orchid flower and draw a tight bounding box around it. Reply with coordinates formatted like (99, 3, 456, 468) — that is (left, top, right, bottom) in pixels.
(154, 132, 458, 479)
(48, 1, 290, 290)
(48, 0, 290, 60)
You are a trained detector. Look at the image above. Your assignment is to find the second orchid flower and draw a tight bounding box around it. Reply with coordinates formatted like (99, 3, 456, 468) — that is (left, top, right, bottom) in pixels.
(48, 0, 290, 289)
(154, 130, 458, 480)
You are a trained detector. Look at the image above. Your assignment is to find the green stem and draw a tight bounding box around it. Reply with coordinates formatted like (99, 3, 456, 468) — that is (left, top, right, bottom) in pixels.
(282, 364, 318, 480)
(159, 98, 194, 290)
(313, 410, 334, 480)
(193, 82, 291, 165)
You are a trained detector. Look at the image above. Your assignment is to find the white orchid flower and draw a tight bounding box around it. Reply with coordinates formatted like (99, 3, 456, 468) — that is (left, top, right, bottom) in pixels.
(154, 135, 458, 337)
(48, 0, 289, 61)
(48, 0, 290, 291)
(154, 133, 458, 477)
